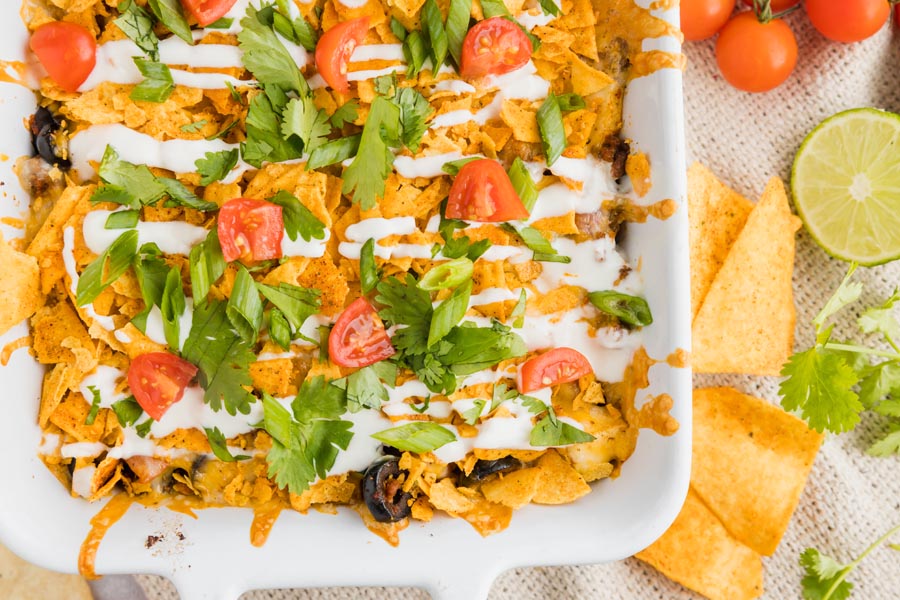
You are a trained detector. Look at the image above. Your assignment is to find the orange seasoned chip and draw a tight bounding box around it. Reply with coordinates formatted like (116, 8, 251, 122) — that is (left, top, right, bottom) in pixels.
(687, 163, 754, 321)
(480, 467, 541, 509)
(531, 449, 590, 504)
(635, 488, 763, 600)
(692, 177, 801, 375)
(0, 232, 41, 335)
(692, 387, 822, 556)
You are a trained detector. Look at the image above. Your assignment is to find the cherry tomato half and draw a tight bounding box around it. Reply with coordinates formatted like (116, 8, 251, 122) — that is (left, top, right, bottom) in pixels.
(30, 22, 97, 93)
(680, 0, 736, 42)
(460, 17, 532, 79)
(806, 0, 890, 43)
(218, 198, 285, 263)
(519, 347, 593, 393)
(315, 17, 370, 94)
(180, 0, 239, 27)
(128, 353, 198, 421)
(329, 297, 396, 368)
(446, 159, 529, 222)
(740, 0, 800, 11)
(715, 12, 797, 93)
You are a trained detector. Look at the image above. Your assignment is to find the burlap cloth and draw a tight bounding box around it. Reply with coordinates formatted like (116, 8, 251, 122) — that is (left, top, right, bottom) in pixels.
(134, 12, 900, 600)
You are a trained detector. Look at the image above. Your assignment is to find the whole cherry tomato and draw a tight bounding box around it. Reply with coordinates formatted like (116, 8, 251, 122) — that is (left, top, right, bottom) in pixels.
(741, 0, 800, 11)
(519, 347, 593, 393)
(680, 0, 736, 42)
(29, 22, 97, 93)
(446, 159, 529, 222)
(805, 0, 891, 43)
(329, 297, 395, 368)
(715, 12, 797, 92)
(460, 17, 533, 79)
(315, 17, 370, 94)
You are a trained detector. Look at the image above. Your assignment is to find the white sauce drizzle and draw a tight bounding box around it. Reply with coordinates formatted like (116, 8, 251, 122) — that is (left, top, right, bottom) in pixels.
(393, 152, 476, 179)
(79, 366, 127, 408)
(62, 227, 117, 332)
(61, 442, 109, 459)
(71, 466, 96, 498)
(83, 210, 209, 256)
(350, 44, 405, 62)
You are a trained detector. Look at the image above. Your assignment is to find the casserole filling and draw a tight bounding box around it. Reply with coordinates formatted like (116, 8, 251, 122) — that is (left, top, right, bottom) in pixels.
(10, 0, 682, 569)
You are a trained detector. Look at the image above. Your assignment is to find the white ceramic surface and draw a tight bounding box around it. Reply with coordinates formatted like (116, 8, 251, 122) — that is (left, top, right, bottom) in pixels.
(0, 3, 690, 598)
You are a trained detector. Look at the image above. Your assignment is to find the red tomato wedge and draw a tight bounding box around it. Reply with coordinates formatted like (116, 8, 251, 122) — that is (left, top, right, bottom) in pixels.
(329, 297, 396, 368)
(315, 17, 370, 94)
(128, 353, 198, 421)
(30, 22, 97, 93)
(460, 17, 532, 79)
(218, 198, 285, 263)
(519, 347, 593, 393)
(180, 0, 238, 27)
(446, 159, 529, 222)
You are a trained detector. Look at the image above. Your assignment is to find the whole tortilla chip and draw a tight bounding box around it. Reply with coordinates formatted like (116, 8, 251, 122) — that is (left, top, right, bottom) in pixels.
(0, 232, 41, 335)
(635, 488, 763, 600)
(687, 163, 754, 321)
(0, 542, 92, 600)
(692, 387, 823, 556)
(692, 177, 801, 375)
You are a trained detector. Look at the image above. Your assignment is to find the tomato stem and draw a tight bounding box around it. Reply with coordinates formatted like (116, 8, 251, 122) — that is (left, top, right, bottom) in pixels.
(752, 0, 801, 23)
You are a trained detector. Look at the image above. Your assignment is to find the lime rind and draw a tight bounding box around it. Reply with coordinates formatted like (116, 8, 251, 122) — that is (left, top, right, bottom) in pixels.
(791, 108, 900, 267)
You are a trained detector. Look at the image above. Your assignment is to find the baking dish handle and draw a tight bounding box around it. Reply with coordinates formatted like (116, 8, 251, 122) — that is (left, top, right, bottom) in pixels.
(425, 574, 494, 600)
(172, 576, 243, 600)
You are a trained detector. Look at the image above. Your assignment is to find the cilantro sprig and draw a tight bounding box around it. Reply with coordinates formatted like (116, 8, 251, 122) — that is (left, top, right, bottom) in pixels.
(800, 523, 900, 600)
(779, 263, 900, 448)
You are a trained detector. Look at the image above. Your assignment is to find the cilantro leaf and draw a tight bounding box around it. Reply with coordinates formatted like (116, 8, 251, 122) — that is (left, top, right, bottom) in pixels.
(376, 274, 434, 356)
(267, 190, 326, 242)
(333, 365, 389, 413)
(263, 381, 354, 495)
(394, 87, 433, 152)
(858, 289, 900, 342)
(180, 119, 208, 133)
(182, 300, 257, 415)
(814, 265, 863, 330)
(242, 85, 306, 168)
(372, 422, 456, 453)
(858, 361, 900, 410)
(158, 177, 219, 211)
(238, 6, 306, 94)
(205, 426, 250, 462)
(438, 216, 491, 261)
(331, 99, 360, 128)
(437, 323, 527, 375)
(94, 146, 167, 208)
(257, 281, 321, 340)
(520, 394, 548, 414)
(342, 96, 399, 209)
(307, 134, 361, 170)
(780, 347, 863, 434)
(112, 396, 143, 427)
(131, 58, 175, 103)
(800, 548, 853, 600)
(868, 422, 900, 457)
(115, 0, 159, 60)
(530, 407, 595, 446)
(490, 382, 518, 412)
(282, 95, 332, 154)
(196, 149, 239, 186)
(461, 399, 486, 425)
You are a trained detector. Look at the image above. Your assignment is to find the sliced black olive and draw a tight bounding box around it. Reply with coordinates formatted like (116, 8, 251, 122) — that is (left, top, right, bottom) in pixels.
(30, 107, 70, 169)
(362, 457, 412, 523)
(381, 444, 402, 457)
(467, 457, 523, 482)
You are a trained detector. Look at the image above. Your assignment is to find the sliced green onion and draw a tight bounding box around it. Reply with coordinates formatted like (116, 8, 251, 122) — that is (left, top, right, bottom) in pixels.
(508, 157, 538, 213)
(442, 156, 480, 176)
(403, 31, 429, 78)
(537, 93, 566, 166)
(226, 266, 265, 343)
(135, 417, 154, 438)
(112, 396, 143, 427)
(292, 17, 318, 51)
(269, 307, 292, 351)
(419, 257, 473, 291)
(588, 291, 653, 327)
(307, 134, 361, 170)
(428, 279, 472, 348)
(423, 0, 449, 72)
(105, 210, 140, 230)
(503, 224, 570, 263)
(371, 422, 457, 452)
(446, 0, 472, 66)
(205, 17, 234, 29)
(85, 386, 102, 426)
(147, 0, 194, 45)
(257, 282, 321, 334)
(511, 288, 527, 328)
(390, 17, 408, 41)
(360, 238, 379, 294)
(130, 58, 175, 103)
(76, 230, 139, 306)
(272, 11, 297, 43)
(539, 0, 560, 17)
(189, 229, 226, 308)
(161, 266, 186, 350)
(481, 0, 510, 17)
(557, 93, 586, 111)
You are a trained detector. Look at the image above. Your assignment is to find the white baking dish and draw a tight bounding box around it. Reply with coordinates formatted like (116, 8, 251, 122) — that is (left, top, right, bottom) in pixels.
(0, 2, 690, 598)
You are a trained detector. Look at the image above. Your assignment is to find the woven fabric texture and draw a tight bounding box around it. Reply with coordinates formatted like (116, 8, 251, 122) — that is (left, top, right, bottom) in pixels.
(135, 12, 900, 600)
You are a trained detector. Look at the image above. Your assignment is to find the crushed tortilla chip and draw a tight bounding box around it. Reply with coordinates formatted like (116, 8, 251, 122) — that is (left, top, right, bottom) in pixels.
(0, 232, 41, 335)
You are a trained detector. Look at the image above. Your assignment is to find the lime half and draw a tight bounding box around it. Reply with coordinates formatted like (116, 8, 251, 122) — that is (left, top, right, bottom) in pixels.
(792, 108, 900, 266)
